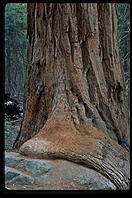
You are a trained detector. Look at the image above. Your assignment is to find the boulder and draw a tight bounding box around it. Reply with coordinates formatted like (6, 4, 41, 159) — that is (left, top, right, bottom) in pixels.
(5, 151, 116, 190)
(5, 167, 34, 185)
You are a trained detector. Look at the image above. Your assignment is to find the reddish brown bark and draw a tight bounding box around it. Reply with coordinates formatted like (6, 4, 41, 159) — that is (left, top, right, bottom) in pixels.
(14, 3, 130, 189)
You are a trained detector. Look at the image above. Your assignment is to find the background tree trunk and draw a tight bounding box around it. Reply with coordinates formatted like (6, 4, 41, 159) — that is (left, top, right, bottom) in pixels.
(14, 3, 130, 189)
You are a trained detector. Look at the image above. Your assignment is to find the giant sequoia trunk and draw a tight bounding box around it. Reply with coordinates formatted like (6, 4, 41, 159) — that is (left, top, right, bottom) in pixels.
(14, 3, 130, 189)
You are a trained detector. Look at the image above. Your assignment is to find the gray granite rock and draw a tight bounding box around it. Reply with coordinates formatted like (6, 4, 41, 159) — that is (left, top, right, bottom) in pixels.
(5, 157, 25, 169)
(25, 160, 53, 177)
(11, 174, 34, 185)
(5, 167, 20, 181)
(5, 151, 20, 158)
(5, 151, 53, 176)
(5, 152, 116, 190)
(73, 175, 116, 190)
(5, 166, 34, 185)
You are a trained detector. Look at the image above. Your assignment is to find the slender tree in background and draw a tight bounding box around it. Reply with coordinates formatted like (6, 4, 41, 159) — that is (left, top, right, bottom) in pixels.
(14, 3, 130, 189)
(116, 3, 130, 107)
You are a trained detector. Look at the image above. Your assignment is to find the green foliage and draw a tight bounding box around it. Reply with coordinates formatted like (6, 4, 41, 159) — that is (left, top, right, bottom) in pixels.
(5, 3, 28, 63)
(116, 3, 130, 107)
(5, 3, 28, 99)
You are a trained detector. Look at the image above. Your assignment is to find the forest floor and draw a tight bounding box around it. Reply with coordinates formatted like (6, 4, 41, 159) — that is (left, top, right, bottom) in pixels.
(5, 117, 22, 152)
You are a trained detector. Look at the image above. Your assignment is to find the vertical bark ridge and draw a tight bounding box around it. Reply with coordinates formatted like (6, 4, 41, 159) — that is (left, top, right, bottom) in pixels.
(97, 4, 129, 143)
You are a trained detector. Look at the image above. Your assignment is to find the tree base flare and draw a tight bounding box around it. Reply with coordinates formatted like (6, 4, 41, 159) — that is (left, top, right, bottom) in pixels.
(19, 121, 130, 190)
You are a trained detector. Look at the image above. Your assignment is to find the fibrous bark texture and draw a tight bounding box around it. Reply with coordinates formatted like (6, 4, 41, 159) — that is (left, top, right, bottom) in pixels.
(14, 3, 130, 189)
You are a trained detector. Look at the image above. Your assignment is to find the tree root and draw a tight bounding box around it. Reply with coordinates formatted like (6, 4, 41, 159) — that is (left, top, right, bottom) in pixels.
(19, 122, 130, 190)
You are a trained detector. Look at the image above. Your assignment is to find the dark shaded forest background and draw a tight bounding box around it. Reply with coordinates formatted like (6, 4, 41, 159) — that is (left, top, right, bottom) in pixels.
(4, 3, 130, 119)
(4, 4, 28, 108)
